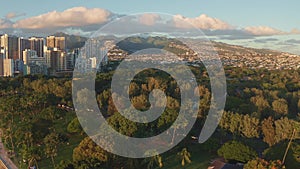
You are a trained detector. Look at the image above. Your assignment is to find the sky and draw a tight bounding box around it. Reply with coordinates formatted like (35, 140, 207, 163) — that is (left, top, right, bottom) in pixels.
(1, 0, 300, 54)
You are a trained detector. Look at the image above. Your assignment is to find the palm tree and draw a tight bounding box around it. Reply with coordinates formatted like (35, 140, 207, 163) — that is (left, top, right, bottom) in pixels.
(143, 150, 163, 169)
(20, 145, 41, 169)
(155, 155, 163, 168)
(177, 148, 191, 166)
(44, 133, 59, 168)
(28, 149, 41, 169)
(170, 116, 188, 144)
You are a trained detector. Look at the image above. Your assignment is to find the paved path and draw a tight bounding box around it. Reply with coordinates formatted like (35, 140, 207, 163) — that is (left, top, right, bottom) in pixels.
(0, 130, 18, 169)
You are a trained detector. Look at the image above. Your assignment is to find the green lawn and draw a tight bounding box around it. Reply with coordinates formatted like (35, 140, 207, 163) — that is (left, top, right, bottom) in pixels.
(38, 134, 84, 169)
(13, 111, 85, 169)
(160, 144, 215, 169)
(38, 111, 85, 169)
(12, 110, 217, 169)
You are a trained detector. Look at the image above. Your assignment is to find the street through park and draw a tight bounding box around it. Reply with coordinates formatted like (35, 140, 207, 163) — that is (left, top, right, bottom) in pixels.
(0, 130, 18, 169)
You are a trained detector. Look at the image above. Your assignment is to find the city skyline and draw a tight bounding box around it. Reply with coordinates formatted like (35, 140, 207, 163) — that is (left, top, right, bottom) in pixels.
(0, 34, 77, 77)
(0, 1, 300, 55)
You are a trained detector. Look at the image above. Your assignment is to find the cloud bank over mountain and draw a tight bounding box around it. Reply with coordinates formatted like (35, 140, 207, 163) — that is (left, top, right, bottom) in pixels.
(1, 6, 299, 38)
(13, 7, 111, 29)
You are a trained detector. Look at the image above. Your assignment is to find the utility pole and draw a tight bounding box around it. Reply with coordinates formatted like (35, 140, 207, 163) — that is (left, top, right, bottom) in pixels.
(282, 129, 296, 165)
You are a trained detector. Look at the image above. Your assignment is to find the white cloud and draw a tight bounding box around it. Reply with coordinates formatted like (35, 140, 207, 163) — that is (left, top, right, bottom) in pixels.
(173, 14, 233, 30)
(0, 18, 13, 29)
(1, 8, 298, 38)
(244, 26, 285, 36)
(13, 7, 111, 29)
(5, 12, 26, 19)
(139, 14, 161, 26)
(290, 28, 300, 34)
(62, 27, 92, 36)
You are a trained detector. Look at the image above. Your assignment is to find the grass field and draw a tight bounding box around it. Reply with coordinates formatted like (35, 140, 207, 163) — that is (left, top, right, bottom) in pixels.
(11, 110, 216, 169)
(159, 143, 215, 169)
(38, 111, 85, 169)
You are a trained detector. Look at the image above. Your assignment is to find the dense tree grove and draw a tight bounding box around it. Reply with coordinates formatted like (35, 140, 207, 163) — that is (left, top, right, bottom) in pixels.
(217, 141, 258, 163)
(0, 65, 299, 169)
(244, 158, 285, 169)
(72, 137, 109, 168)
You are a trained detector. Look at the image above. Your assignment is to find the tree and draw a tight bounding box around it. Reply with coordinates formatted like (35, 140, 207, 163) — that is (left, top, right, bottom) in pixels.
(219, 112, 259, 138)
(219, 111, 242, 135)
(263, 142, 300, 169)
(142, 150, 163, 169)
(250, 95, 270, 114)
(152, 155, 163, 168)
(107, 112, 138, 136)
(274, 117, 298, 143)
(177, 148, 191, 166)
(73, 137, 109, 168)
(240, 114, 260, 138)
(55, 160, 74, 169)
(128, 82, 140, 97)
(217, 141, 257, 163)
(225, 96, 244, 112)
(67, 118, 82, 134)
(157, 109, 178, 130)
(166, 96, 180, 110)
(44, 132, 60, 168)
(20, 145, 41, 169)
(196, 85, 211, 118)
(262, 117, 277, 146)
(131, 94, 150, 111)
(272, 99, 288, 116)
(76, 88, 95, 109)
(41, 106, 64, 121)
(97, 89, 111, 115)
(15, 123, 33, 148)
(32, 118, 52, 141)
(244, 158, 285, 169)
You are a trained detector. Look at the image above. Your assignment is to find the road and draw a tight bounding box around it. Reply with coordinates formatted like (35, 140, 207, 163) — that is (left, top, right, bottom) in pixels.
(0, 130, 18, 169)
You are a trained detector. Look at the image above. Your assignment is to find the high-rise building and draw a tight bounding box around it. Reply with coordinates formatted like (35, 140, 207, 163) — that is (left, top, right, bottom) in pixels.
(23, 49, 47, 76)
(66, 51, 78, 70)
(18, 37, 30, 61)
(29, 56, 46, 65)
(29, 37, 44, 57)
(0, 48, 6, 58)
(55, 37, 66, 50)
(46, 36, 66, 50)
(9, 36, 19, 60)
(14, 59, 23, 74)
(45, 48, 65, 71)
(58, 53, 67, 71)
(46, 36, 55, 48)
(44, 49, 52, 68)
(24, 63, 47, 76)
(0, 34, 8, 57)
(23, 49, 37, 65)
(0, 52, 4, 76)
(90, 57, 97, 69)
(3, 58, 14, 77)
(0, 34, 19, 60)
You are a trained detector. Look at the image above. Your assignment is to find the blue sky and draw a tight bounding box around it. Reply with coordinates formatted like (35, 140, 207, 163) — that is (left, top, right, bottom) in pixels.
(1, 0, 299, 31)
(1, 0, 300, 54)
